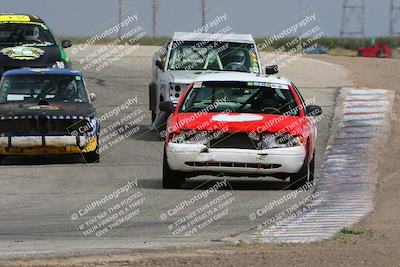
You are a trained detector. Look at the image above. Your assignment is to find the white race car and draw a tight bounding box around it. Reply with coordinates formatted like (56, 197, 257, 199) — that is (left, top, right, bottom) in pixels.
(149, 32, 265, 130)
(159, 72, 322, 189)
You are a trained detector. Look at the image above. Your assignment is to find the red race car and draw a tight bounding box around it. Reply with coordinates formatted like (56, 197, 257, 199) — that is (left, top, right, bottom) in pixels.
(159, 72, 322, 189)
(358, 43, 392, 58)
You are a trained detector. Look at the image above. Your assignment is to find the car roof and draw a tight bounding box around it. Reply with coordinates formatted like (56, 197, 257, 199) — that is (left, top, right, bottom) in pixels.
(3, 68, 82, 76)
(0, 14, 45, 24)
(193, 72, 292, 86)
(172, 32, 255, 44)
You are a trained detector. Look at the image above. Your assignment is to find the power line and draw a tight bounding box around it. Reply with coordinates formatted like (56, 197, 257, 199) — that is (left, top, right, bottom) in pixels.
(340, 0, 365, 37)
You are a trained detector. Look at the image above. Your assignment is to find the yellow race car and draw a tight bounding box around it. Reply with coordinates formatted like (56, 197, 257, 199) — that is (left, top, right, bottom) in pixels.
(0, 68, 99, 163)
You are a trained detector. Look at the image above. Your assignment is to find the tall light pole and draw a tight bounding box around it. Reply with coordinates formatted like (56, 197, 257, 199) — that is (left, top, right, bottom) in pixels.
(118, 0, 122, 38)
(201, 0, 205, 28)
(298, 0, 302, 35)
(152, 0, 157, 37)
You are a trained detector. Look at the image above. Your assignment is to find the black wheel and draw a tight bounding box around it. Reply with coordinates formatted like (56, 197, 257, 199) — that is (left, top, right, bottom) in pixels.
(83, 138, 100, 163)
(149, 82, 157, 121)
(151, 110, 156, 123)
(309, 150, 315, 183)
(162, 149, 185, 189)
(156, 124, 167, 141)
(153, 112, 167, 140)
(83, 150, 100, 163)
(290, 148, 314, 190)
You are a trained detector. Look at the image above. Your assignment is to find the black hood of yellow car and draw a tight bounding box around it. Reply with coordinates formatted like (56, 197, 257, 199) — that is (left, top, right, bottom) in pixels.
(0, 45, 62, 69)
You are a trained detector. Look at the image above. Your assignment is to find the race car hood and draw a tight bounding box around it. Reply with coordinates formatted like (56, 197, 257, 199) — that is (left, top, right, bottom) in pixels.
(168, 70, 216, 84)
(172, 112, 307, 135)
(0, 45, 62, 68)
(0, 102, 95, 117)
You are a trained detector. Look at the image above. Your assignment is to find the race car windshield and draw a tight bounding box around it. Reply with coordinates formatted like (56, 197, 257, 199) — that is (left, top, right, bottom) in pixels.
(167, 41, 260, 73)
(180, 81, 299, 115)
(0, 23, 55, 46)
(0, 75, 89, 103)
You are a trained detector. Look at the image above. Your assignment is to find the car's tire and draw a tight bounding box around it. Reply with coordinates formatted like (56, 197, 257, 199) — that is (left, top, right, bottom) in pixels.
(151, 110, 156, 123)
(309, 150, 315, 183)
(83, 151, 100, 163)
(154, 113, 168, 141)
(83, 138, 100, 163)
(157, 126, 167, 141)
(162, 149, 185, 189)
(149, 82, 157, 122)
(290, 147, 314, 190)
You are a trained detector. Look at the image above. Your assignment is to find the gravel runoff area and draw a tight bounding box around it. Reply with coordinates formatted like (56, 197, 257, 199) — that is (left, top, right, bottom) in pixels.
(1, 54, 400, 267)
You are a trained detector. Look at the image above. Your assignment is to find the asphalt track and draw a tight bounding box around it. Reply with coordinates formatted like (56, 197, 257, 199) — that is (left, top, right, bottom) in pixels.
(0, 46, 352, 259)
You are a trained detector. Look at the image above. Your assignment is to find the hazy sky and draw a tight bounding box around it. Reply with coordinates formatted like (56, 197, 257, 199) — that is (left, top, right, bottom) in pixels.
(0, 0, 391, 37)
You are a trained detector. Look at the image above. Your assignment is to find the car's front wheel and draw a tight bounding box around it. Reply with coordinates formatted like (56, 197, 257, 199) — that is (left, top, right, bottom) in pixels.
(83, 138, 100, 163)
(290, 148, 314, 190)
(162, 149, 185, 189)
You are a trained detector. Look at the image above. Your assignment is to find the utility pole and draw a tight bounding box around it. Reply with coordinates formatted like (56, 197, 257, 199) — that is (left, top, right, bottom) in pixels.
(5, 0, 8, 12)
(201, 0, 206, 28)
(298, 0, 302, 35)
(390, 0, 400, 35)
(118, 0, 122, 38)
(340, 0, 365, 37)
(152, 0, 157, 37)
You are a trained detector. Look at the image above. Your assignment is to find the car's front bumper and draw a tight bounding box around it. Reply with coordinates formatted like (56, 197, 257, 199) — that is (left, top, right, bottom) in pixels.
(0, 136, 97, 156)
(166, 143, 305, 175)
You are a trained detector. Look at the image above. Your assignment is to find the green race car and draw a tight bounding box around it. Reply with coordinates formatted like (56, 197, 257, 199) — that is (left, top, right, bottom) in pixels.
(0, 14, 72, 75)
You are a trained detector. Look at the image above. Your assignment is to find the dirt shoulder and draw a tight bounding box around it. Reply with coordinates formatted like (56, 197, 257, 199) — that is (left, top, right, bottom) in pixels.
(2, 55, 399, 267)
(313, 55, 400, 91)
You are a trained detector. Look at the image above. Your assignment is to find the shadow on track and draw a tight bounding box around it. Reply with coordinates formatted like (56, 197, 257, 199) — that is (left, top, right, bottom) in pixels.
(0, 155, 86, 165)
(139, 177, 290, 191)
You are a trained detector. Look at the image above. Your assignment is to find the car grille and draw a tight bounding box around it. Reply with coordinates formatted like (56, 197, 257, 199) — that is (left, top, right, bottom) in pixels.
(209, 132, 258, 149)
(185, 161, 281, 169)
(0, 115, 94, 136)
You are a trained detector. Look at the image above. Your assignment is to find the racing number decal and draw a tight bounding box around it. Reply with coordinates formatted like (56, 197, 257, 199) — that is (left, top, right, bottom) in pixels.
(0, 15, 31, 22)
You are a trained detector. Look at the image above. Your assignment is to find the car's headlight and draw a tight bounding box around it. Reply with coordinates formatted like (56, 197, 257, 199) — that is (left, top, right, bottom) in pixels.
(52, 61, 66, 69)
(169, 83, 189, 101)
(259, 133, 303, 149)
(171, 130, 210, 144)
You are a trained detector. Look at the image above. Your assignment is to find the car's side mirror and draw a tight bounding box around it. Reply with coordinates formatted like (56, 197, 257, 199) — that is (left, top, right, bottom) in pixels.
(89, 92, 96, 102)
(159, 100, 174, 113)
(265, 65, 279, 75)
(155, 59, 164, 71)
(305, 105, 322, 116)
(61, 40, 72, 49)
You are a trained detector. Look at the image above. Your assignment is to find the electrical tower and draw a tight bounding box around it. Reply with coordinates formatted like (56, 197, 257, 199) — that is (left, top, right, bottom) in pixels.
(340, 0, 365, 37)
(390, 0, 400, 35)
